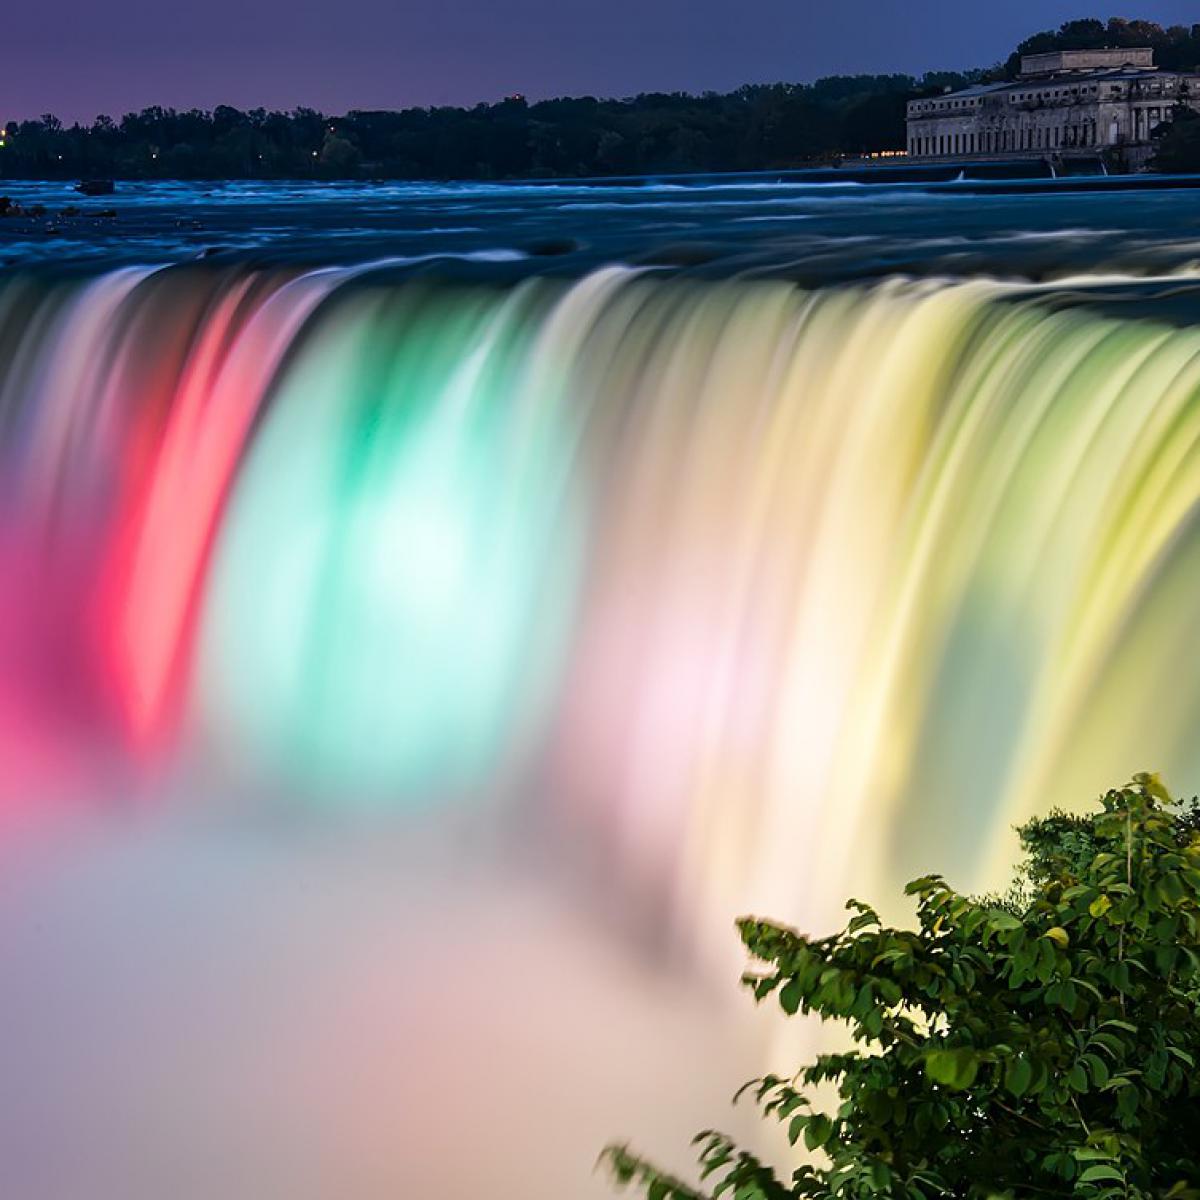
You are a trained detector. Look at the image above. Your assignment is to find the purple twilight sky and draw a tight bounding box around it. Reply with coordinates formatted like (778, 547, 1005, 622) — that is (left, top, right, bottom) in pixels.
(4, 2, 1200, 123)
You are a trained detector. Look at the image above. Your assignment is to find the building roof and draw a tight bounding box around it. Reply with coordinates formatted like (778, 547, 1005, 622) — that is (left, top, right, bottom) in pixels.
(942, 83, 1010, 100)
(1020, 47, 1155, 77)
(908, 65, 1198, 115)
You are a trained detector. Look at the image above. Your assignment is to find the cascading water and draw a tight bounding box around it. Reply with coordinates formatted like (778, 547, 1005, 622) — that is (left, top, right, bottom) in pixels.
(4, 260, 1200, 957)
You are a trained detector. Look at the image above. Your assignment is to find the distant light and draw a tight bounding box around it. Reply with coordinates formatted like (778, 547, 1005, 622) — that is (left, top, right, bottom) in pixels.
(312, 150, 318, 157)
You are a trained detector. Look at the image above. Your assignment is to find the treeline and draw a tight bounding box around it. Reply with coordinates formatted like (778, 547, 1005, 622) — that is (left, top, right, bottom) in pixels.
(3, 18, 1200, 180)
(0, 76, 977, 181)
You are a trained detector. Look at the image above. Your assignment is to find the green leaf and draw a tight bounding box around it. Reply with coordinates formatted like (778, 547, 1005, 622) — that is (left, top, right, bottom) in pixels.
(803, 1114, 833, 1152)
(1005, 1056, 1033, 1098)
(926, 1049, 979, 1091)
(787, 1114, 806, 1146)
(1083, 1054, 1110, 1088)
(989, 911, 1023, 932)
(779, 978, 803, 1016)
(1078, 1165, 1125, 1185)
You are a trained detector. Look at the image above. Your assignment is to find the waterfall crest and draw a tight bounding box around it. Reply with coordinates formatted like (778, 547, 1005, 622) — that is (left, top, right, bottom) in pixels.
(4, 263, 1200, 946)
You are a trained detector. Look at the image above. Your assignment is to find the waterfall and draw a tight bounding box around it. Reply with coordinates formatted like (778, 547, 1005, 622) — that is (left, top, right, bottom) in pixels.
(3, 262, 1200, 953)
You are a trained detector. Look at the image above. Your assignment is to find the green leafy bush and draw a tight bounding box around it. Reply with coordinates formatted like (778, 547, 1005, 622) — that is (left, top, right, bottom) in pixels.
(604, 775, 1200, 1199)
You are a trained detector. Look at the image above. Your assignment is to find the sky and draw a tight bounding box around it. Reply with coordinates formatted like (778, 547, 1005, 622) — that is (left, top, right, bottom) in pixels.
(3, 1, 1200, 123)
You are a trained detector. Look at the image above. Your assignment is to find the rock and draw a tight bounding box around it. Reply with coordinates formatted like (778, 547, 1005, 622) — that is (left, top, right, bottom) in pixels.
(635, 242, 725, 267)
(525, 237, 584, 256)
(75, 179, 115, 197)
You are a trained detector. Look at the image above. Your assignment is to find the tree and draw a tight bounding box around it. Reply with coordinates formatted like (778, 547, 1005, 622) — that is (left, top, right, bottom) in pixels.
(841, 93, 910, 155)
(319, 132, 362, 172)
(604, 775, 1200, 1199)
(1001, 17, 1200, 79)
(1152, 107, 1200, 173)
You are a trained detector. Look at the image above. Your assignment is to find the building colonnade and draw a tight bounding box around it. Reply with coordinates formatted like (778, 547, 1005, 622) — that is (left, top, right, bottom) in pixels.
(908, 122, 1101, 158)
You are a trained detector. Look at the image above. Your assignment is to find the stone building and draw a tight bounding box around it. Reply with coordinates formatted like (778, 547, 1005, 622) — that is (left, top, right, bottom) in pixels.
(906, 48, 1200, 170)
